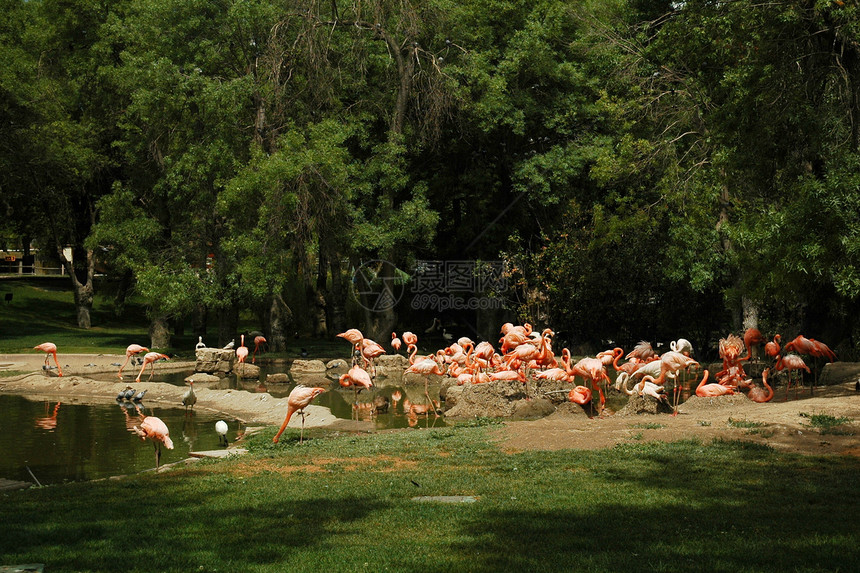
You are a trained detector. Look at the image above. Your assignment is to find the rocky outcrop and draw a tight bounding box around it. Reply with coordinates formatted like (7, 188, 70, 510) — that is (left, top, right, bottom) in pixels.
(195, 348, 235, 374)
(235, 363, 260, 379)
(184, 372, 221, 384)
(290, 359, 327, 373)
(443, 379, 531, 418)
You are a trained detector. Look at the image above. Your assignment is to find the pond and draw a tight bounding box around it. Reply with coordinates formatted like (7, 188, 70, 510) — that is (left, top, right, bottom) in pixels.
(1, 364, 448, 485)
(91, 361, 449, 431)
(0, 394, 236, 486)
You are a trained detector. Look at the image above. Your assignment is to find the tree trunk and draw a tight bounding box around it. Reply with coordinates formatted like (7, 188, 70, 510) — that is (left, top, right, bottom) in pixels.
(58, 245, 94, 329)
(268, 293, 292, 352)
(149, 314, 171, 349)
(327, 257, 347, 334)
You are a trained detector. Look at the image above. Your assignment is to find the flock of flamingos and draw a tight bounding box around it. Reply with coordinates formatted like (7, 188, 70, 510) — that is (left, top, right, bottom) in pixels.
(30, 323, 838, 470)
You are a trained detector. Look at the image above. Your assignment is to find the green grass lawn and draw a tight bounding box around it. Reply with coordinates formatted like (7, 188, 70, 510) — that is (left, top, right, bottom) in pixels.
(0, 278, 345, 359)
(1, 426, 858, 572)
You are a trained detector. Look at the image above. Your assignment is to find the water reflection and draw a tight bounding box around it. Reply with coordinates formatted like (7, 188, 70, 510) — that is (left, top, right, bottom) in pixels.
(0, 394, 237, 485)
(90, 362, 449, 430)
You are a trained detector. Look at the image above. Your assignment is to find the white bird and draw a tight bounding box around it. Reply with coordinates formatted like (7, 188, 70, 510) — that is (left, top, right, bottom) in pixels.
(670, 338, 694, 356)
(222, 339, 235, 350)
(215, 420, 228, 446)
(196, 336, 206, 350)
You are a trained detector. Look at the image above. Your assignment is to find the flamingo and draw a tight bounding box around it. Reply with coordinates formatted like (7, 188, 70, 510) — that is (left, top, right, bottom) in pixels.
(182, 381, 197, 411)
(695, 370, 735, 397)
(746, 369, 774, 403)
(135, 352, 170, 382)
(252, 335, 267, 363)
(118, 344, 149, 378)
(34, 342, 62, 376)
(338, 365, 374, 402)
(568, 385, 592, 406)
(670, 338, 693, 356)
(236, 334, 248, 364)
(215, 420, 229, 446)
(133, 416, 174, 469)
(568, 357, 612, 412)
(337, 328, 364, 348)
(391, 332, 402, 353)
(626, 341, 656, 362)
(272, 385, 327, 444)
(782, 334, 836, 393)
(405, 356, 446, 413)
(775, 353, 811, 400)
(741, 328, 766, 361)
(764, 334, 781, 363)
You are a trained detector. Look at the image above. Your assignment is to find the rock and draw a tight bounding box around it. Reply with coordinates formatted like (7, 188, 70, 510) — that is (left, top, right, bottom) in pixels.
(375, 354, 409, 369)
(184, 373, 221, 384)
(444, 379, 528, 418)
(512, 397, 555, 419)
(326, 359, 348, 370)
(616, 393, 674, 416)
(820, 362, 860, 386)
(195, 348, 235, 374)
(291, 359, 326, 373)
(266, 373, 290, 384)
(235, 363, 260, 379)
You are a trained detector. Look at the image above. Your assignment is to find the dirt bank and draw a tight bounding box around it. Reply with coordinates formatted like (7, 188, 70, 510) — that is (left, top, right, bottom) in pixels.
(0, 353, 367, 432)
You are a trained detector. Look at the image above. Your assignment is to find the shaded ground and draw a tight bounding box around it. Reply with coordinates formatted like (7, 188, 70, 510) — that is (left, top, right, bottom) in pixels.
(3, 353, 860, 456)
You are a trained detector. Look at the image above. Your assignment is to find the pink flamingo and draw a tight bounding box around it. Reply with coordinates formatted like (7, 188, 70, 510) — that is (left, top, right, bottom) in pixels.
(236, 334, 248, 363)
(764, 334, 781, 363)
(272, 385, 326, 444)
(391, 332, 402, 353)
(775, 353, 811, 400)
(252, 335, 267, 363)
(118, 344, 149, 378)
(133, 416, 174, 469)
(746, 368, 774, 403)
(34, 342, 62, 376)
(695, 370, 735, 397)
(568, 385, 592, 406)
(135, 352, 170, 382)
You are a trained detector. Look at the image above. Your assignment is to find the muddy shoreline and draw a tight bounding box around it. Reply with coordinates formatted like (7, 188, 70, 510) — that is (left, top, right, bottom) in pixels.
(0, 353, 370, 432)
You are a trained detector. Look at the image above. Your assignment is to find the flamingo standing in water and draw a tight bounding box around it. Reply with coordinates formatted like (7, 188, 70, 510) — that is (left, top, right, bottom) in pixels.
(236, 335, 249, 363)
(34, 342, 62, 376)
(133, 415, 174, 469)
(135, 352, 170, 382)
(272, 385, 326, 444)
(252, 335, 267, 363)
(118, 344, 149, 378)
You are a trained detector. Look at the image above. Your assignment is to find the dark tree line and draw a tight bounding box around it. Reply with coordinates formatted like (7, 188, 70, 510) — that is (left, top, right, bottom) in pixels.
(1, 0, 859, 357)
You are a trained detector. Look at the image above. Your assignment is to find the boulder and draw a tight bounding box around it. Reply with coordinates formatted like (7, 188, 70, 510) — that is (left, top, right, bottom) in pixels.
(616, 393, 674, 416)
(195, 348, 235, 374)
(291, 359, 327, 373)
(266, 373, 290, 384)
(326, 359, 349, 370)
(235, 362, 260, 379)
(820, 361, 860, 386)
(184, 372, 221, 384)
(512, 397, 556, 419)
(443, 379, 528, 418)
